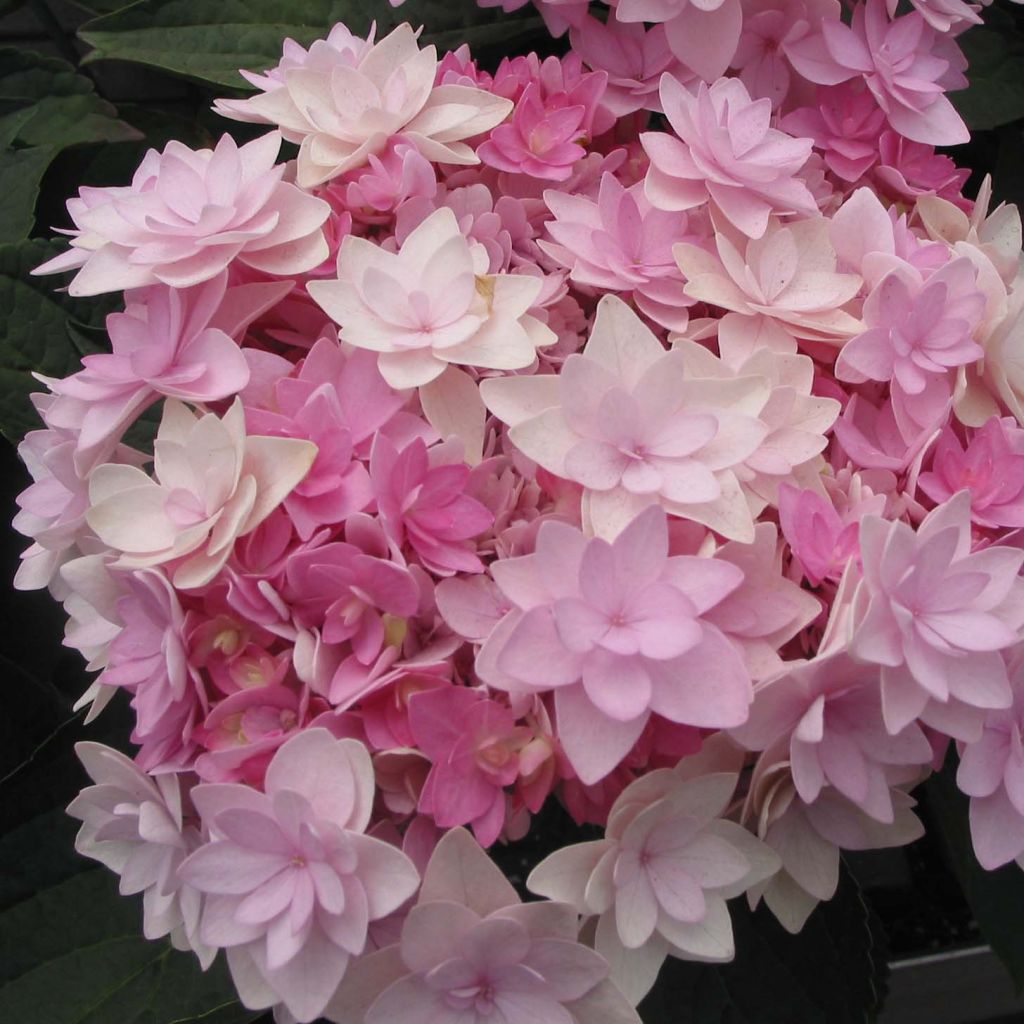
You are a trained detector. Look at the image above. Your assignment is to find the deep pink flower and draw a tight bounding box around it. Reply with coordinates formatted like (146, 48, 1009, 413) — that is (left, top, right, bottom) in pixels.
(370, 435, 494, 576)
(919, 419, 1024, 529)
(779, 485, 862, 587)
(874, 130, 971, 205)
(409, 686, 531, 846)
(781, 83, 888, 183)
(479, 82, 593, 181)
(476, 505, 751, 783)
(787, 0, 969, 147)
(336, 136, 437, 217)
(643, 75, 817, 238)
(284, 539, 420, 663)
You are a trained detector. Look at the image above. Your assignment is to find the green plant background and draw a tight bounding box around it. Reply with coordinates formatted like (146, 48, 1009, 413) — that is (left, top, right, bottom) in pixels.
(0, 1, 1022, 1021)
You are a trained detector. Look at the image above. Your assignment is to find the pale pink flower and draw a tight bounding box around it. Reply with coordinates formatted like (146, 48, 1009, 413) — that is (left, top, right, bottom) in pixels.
(570, 17, 689, 117)
(542, 173, 692, 330)
(705, 522, 822, 678)
(327, 828, 639, 1024)
(476, 506, 752, 783)
(12, 414, 143, 590)
(786, 0, 969, 147)
(919, 419, 1024, 530)
(41, 274, 274, 467)
(643, 75, 817, 239)
(67, 742, 211, 963)
(370, 435, 494, 576)
(33, 133, 330, 296)
(409, 685, 531, 846)
(731, 0, 841, 107)
(481, 296, 774, 542)
(742, 737, 924, 932)
(850, 492, 1024, 738)
(615, 0, 744, 82)
(179, 729, 420, 1023)
(732, 650, 934, 822)
(529, 764, 779, 1004)
(673, 217, 862, 345)
(897, 0, 983, 32)
(836, 258, 986, 396)
(309, 207, 554, 389)
(781, 82, 888, 183)
(832, 393, 935, 472)
(958, 657, 1024, 870)
(99, 568, 204, 770)
(214, 24, 512, 187)
(85, 399, 317, 590)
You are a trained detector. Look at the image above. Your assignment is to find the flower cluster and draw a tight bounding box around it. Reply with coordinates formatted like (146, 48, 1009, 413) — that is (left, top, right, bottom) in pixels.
(19, 2, 1024, 1020)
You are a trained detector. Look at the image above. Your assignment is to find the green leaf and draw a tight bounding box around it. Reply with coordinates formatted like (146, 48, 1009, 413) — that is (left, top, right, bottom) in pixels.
(638, 862, 889, 1023)
(953, 18, 1024, 131)
(924, 752, 1024, 991)
(0, 145, 57, 242)
(0, 809, 88, 913)
(0, 238, 115, 443)
(79, 0, 541, 89)
(0, 871, 258, 1024)
(0, 49, 140, 150)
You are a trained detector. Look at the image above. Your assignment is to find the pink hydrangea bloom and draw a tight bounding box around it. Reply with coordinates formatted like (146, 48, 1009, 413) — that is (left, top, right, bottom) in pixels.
(476, 506, 752, 783)
(309, 207, 554, 389)
(529, 762, 779, 1004)
(849, 492, 1024, 738)
(642, 75, 817, 239)
(732, 650, 934, 822)
(919, 419, 1024, 529)
(338, 137, 437, 218)
(99, 568, 203, 770)
(786, 0, 969, 147)
(179, 729, 420, 1022)
(41, 274, 272, 467)
(730, 0, 841, 107)
(284, 537, 420, 664)
(482, 296, 771, 542)
(329, 828, 640, 1024)
(85, 399, 317, 589)
(958, 659, 1024, 870)
(781, 83, 888, 183)
(67, 742, 211, 963)
(409, 686, 531, 846)
(874, 130, 971, 205)
(615, 0, 744, 82)
(836, 258, 986, 397)
(214, 24, 512, 187)
(33, 133, 330, 296)
(541, 172, 693, 330)
(570, 17, 688, 117)
(779, 485, 868, 587)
